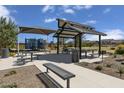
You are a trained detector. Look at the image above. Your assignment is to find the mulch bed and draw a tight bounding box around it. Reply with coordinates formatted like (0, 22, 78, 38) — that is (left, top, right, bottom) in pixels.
(76, 56, 124, 80)
(0, 65, 45, 88)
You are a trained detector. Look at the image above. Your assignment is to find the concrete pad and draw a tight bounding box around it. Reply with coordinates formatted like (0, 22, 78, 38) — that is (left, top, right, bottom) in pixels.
(34, 61, 124, 88)
(0, 57, 34, 70)
(1, 56, 124, 88)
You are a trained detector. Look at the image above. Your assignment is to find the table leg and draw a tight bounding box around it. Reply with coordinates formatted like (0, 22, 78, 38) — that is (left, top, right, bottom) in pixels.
(92, 50, 94, 58)
(67, 79, 70, 88)
(37, 55, 39, 60)
(85, 51, 87, 58)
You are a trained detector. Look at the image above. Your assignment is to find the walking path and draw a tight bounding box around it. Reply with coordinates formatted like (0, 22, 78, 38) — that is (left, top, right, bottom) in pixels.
(0, 57, 124, 88)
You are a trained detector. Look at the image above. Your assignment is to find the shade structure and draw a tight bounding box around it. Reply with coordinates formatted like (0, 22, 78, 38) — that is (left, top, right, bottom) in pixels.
(54, 18, 107, 59)
(19, 26, 56, 35)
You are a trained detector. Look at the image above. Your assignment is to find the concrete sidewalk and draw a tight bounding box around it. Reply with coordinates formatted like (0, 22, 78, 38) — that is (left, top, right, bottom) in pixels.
(34, 61, 124, 88)
(0, 57, 33, 70)
(0, 57, 124, 88)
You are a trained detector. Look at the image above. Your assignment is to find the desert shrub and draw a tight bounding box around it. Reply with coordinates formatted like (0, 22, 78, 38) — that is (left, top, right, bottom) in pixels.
(113, 54, 117, 58)
(117, 66, 124, 77)
(115, 44, 124, 55)
(4, 70, 17, 77)
(110, 47, 115, 50)
(0, 83, 17, 88)
(95, 65, 103, 71)
(81, 62, 89, 66)
(106, 63, 113, 68)
(9, 70, 16, 75)
(9, 52, 16, 57)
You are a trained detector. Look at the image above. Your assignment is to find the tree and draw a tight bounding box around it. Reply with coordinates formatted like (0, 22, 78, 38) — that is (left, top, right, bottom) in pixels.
(0, 17, 18, 49)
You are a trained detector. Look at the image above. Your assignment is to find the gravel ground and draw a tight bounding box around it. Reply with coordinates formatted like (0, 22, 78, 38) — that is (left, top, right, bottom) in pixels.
(0, 65, 45, 88)
(76, 56, 124, 80)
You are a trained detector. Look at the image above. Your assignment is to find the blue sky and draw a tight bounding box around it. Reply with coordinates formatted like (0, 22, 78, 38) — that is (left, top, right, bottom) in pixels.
(0, 5, 124, 43)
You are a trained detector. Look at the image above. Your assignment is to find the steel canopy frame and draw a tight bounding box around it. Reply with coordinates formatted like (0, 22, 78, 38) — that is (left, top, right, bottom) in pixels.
(17, 26, 56, 55)
(54, 18, 107, 59)
(19, 26, 56, 35)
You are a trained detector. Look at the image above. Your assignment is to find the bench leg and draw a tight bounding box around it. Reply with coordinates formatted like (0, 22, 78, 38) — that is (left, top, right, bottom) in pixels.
(46, 68, 49, 73)
(67, 79, 70, 88)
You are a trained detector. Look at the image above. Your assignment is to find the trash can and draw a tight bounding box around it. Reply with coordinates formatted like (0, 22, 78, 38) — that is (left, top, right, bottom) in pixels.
(1, 48, 9, 58)
(72, 49, 79, 63)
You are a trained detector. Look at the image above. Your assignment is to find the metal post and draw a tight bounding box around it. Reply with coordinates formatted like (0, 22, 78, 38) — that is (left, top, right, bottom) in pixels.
(98, 35, 101, 57)
(102, 51, 103, 62)
(92, 50, 94, 58)
(57, 35, 59, 54)
(85, 50, 87, 58)
(46, 35, 48, 43)
(25, 38, 27, 49)
(74, 36, 76, 49)
(79, 34, 82, 59)
(31, 52, 33, 61)
(67, 79, 70, 88)
(17, 28, 20, 56)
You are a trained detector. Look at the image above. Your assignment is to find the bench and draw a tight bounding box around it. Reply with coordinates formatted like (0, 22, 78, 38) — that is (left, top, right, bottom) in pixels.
(42, 63, 75, 88)
(37, 72, 63, 88)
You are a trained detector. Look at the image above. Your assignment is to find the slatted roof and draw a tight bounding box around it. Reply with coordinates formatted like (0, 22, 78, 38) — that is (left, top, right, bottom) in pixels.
(19, 26, 56, 35)
(54, 18, 107, 38)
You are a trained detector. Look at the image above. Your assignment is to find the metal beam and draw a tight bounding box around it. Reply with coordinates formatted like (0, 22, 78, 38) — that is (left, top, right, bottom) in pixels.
(68, 25, 106, 36)
(57, 22, 67, 35)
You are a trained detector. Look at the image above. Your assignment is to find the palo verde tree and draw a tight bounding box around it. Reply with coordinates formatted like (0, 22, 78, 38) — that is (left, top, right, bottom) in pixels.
(0, 17, 18, 49)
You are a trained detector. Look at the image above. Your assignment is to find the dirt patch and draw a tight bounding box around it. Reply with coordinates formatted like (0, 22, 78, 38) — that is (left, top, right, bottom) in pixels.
(0, 65, 45, 88)
(76, 56, 124, 80)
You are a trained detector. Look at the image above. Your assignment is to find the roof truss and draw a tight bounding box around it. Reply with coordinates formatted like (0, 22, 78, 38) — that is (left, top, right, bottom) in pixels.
(54, 18, 107, 38)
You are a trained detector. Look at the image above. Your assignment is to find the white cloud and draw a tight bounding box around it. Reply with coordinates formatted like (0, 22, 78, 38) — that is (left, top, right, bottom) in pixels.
(61, 18, 67, 20)
(103, 29, 124, 40)
(42, 5, 54, 13)
(103, 8, 111, 14)
(73, 5, 93, 10)
(64, 9, 75, 14)
(0, 5, 10, 17)
(44, 18, 56, 23)
(62, 5, 93, 14)
(86, 29, 124, 41)
(73, 6, 83, 10)
(83, 5, 93, 9)
(84, 20, 97, 24)
(0, 5, 16, 23)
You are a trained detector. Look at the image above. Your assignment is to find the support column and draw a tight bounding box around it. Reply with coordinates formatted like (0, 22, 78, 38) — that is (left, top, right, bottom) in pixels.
(79, 33, 82, 59)
(74, 36, 76, 49)
(57, 35, 60, 54)
(25, 38, 27, 49)
(98, 35, 101, 57)
(63, 38, 65, 49)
